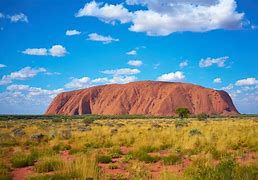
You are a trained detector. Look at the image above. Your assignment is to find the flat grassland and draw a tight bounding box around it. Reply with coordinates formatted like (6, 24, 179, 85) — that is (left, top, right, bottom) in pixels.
(0, 116, 258, 179)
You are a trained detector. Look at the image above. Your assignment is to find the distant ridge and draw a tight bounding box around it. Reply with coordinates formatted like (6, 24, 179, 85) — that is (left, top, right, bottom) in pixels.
(45, 81, 239, 116)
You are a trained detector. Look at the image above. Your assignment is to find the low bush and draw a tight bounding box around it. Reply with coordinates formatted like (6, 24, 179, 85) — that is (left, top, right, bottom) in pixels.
(0, 162, 11, 180)
(138, 146, 159, 153)
(96, 155, 112, 164)
(34, 156, 64, 173)
(162, 154, 182, 165)
(189, 129, 202, 136)
(52, 143, 71, 152)
(197, 113, 209, 121)
(109, 148, 122, 158)
(216, 158, 236, 180)
(184, 158, 217, 179)
(133, 150, 159, 163)
(11, 153, 38, 168)
(234, 164, 258, 180)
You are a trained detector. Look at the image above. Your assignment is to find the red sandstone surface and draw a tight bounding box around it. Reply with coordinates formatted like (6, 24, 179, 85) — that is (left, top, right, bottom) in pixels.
(45, 81, 239, 116)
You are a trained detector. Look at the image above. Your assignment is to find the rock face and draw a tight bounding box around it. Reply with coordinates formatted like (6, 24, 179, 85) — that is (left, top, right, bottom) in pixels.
(45, 81, 239, 116)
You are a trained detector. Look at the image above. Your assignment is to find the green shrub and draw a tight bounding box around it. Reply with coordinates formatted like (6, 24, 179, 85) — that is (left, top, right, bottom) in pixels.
(138, 146, 158, 153)
(52, 143, 71, 152)
(189, 129, 202, 136)
(122, 154, 133, 163)
(83, 142, 101, 152)
(96, 155, 112, 164)
(0, 162, 11, 179)
(159, 144, 173, 150)
(34, 157, 64, 173)
(184, 159, 217, 179)
(234, 164, 258, 180)
(162, 154, 182, 165)
(133, 151, 159, 163)
(216, 158, 236, 180)
(176, 108, 190, 119)
(109, 148, 122, 158)
(11, 153, 38, 168)
(197, 113, 209, 121)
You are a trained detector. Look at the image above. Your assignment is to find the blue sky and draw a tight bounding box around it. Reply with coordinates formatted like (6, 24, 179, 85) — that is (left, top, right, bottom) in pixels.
(0, 0, 257, 114)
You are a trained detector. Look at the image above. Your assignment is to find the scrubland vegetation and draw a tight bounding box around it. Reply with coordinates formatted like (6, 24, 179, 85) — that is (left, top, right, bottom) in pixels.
(0, 115, 258, 179)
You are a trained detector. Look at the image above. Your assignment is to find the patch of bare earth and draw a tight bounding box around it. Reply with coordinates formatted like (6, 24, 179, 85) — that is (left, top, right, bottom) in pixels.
(60, 150, 73, 161)
(11, 166, 33, 180)
(98, 158, 130, 178)
(237, 152, 258, 165)
(147, 158, 192, 178)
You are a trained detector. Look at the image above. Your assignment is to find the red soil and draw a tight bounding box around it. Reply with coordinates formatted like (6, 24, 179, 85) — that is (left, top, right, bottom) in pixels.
(11, 166, 33, 180)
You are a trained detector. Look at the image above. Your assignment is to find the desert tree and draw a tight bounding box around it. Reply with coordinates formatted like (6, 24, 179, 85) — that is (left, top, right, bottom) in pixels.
(176, 108, 190, 119)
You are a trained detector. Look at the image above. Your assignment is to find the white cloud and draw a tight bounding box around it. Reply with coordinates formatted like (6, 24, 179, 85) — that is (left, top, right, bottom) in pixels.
(101, 68, 140, 76)
(235, 78, 258, 86)
(0, 64, 6, 68)
(66, 30, 81, 36)
(0, 67, 47, 85)
(222, 83, 234, 91)
(108, 76, 137, 84)
(76, 1, 132, 24)
(0, 12, 4, 18)
(22, 45, 67, 57)
(251, 25, 257, 29)
(91, 77, 109, 84)
(65, 77, 91, 89)
(65, 75, 137, 89)
(88, 33, 119, 44)
(126, 50, 137, 55)
(76, 0, 245, 36)
(179, 60, 188, 68)
(0, 85, 64, 114)
(213, 77, 222, 83)
(153, 63, 160, 69)
(127, 60, 143, 67)
(157, 71, 185, 82)
(7, 13, 28, 23)
(49, 45, 67, 57)
(22, 48, 48, 56)
(199, 56, 228, 68)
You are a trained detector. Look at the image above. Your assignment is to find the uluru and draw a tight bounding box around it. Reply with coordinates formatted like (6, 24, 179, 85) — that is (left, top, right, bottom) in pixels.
(45, 81, 239, 116)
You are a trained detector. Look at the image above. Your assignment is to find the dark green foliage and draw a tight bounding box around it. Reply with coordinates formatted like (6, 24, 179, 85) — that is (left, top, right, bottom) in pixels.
(162, 154, 182, 165)
(174, 119, 189, 129)
(235, 165, 258, 180)
(0, 162, 11, 179)
(138, 146, 159, 153)
(122, 154, 133, 163)
(184, 159, 218, 180)
(189, 129, 202, 136)
(34, 159, 64, 173)
(11, 153, 38, 168)
(109, 148, 122, 158)
(197, 113, 209, 121)
(216, 158, 236, 180)
(96, 155, 112, 163)
(52, 143, 71, 152)
(176, 108, 190, 119)
(133, 150, 160, 163)
(159, 144, 172, 150)
(83, 118, 95, 126)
